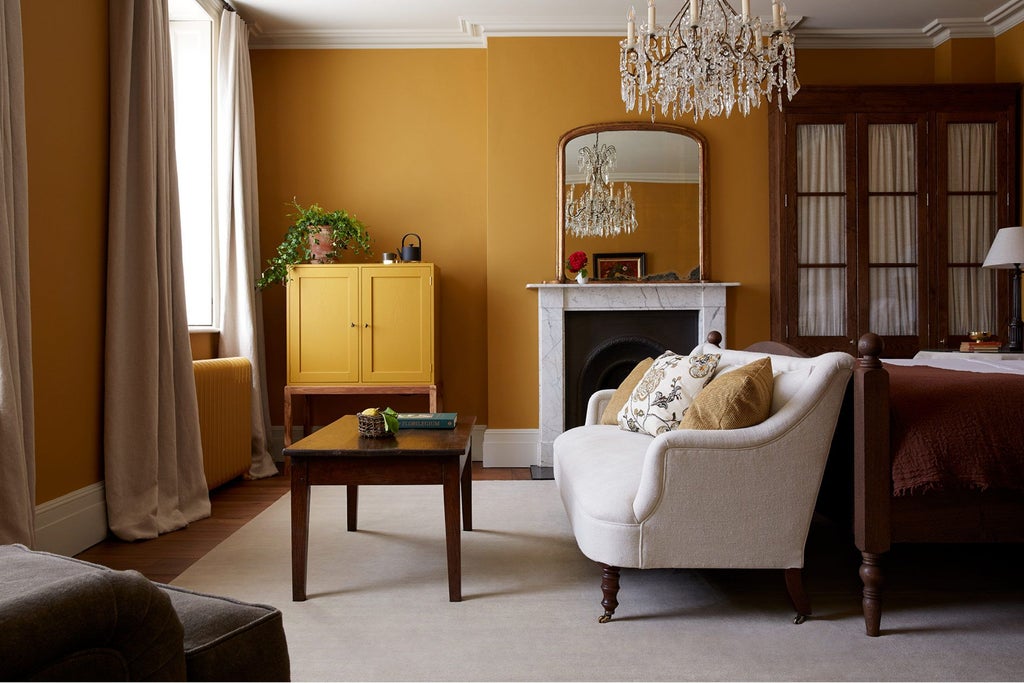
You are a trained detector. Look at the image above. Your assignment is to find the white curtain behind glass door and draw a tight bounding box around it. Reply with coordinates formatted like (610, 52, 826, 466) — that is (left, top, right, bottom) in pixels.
(796, 124, 846, 336)
(947, 123, 996, 335)
(868, 124, 918, 336)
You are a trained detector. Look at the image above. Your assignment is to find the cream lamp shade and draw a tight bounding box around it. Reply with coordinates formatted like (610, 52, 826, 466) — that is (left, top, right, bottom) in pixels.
(982, 226, 1024, 268)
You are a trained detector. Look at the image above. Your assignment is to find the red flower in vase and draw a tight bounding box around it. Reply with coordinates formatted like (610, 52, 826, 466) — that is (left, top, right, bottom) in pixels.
(566, 251, 588, 278)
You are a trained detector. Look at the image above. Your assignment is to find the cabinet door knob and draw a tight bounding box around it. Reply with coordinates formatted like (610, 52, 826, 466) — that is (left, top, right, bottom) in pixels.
(350, 322, 356, 328)
(364, 322, 369, 328)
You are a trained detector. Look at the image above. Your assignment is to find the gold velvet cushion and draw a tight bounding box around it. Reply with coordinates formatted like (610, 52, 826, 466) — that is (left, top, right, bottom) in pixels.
(618, 351, 721, 436)
(601, 357, 654, 425)
(679, 356, 774, 430)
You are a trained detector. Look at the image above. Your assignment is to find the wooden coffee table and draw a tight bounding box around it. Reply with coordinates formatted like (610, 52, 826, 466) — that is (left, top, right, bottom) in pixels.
(284, 414, 475, 602)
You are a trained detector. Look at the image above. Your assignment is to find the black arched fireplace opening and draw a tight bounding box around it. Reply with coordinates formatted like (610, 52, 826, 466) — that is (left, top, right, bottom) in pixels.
(564, 309, 699, 429)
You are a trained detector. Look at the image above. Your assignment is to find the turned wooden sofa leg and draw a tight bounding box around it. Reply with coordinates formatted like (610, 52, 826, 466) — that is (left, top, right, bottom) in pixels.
(860, 551, 884, 636)
(784, 567, 812, 624)
(598, 563, 620, 623)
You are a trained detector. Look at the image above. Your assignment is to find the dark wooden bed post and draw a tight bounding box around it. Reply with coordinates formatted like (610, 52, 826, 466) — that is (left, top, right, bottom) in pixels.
(853, 333, 891, 637)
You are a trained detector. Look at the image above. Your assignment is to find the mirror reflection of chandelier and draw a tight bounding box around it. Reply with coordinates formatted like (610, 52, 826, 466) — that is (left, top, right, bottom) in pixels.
(620, 0, 800, 121)
(564, 133, 638, 238)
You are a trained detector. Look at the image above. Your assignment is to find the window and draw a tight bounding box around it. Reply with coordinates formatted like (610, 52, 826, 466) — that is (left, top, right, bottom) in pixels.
(169, 1, 217, 328)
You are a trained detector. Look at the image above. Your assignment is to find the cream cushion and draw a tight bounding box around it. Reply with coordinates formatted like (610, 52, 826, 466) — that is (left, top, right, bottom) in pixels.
(600, 357, 654, 425)
(617, 351, 720, 435)
(681, 357, 774, 430)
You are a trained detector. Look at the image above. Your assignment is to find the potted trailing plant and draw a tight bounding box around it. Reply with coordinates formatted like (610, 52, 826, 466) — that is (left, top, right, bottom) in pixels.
(256, 199, 374, 289)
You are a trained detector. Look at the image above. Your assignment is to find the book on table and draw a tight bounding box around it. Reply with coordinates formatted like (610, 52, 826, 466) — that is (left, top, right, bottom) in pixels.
(960, 340, 1002, 352)
(397, 412, 458, 429)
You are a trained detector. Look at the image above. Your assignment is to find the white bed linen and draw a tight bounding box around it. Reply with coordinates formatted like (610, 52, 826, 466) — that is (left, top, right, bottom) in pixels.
(887, 355, 1024, 376)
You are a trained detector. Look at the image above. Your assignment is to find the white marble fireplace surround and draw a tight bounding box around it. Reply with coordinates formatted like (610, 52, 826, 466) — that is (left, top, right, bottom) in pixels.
(526, 281, 738, 467)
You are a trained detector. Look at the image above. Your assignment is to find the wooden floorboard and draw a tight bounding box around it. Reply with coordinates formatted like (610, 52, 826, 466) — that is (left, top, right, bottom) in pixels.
(74, 463, 531, 583)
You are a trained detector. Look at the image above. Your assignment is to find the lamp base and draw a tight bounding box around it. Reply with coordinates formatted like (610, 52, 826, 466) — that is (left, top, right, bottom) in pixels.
(1003, 320, 1023, 353)
(1003, 267, 1022, 353)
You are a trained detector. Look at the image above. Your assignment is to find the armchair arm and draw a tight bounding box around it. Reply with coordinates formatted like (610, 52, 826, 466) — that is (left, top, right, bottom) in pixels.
(584, 389, 616, 426)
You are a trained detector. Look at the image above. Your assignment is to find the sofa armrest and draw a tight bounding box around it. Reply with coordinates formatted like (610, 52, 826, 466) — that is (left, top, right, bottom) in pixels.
(585, 389, 616, 425)
(0, 548, 186, 681)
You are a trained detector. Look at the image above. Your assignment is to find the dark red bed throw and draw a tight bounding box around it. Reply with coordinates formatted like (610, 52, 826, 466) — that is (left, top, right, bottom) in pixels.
(884, 363, 1024, 496)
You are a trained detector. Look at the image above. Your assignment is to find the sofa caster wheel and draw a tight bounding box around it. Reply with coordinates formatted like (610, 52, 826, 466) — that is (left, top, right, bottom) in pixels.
(793, 614, 807, 625)
(599, 613, 613, 623)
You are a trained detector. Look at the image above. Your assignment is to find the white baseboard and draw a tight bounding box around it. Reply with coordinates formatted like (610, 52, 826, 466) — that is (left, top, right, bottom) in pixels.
(34, 482, 108, 557)
(270, 424, 490, 462)
(482, 428, 539, 468)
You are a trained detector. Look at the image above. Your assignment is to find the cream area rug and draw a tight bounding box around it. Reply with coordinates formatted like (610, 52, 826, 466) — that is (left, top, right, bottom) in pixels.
(172, 481, 1024, 681)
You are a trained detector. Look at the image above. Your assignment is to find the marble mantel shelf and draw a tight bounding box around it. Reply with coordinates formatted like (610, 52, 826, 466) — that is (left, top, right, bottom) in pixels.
(528, 280, 739, 467)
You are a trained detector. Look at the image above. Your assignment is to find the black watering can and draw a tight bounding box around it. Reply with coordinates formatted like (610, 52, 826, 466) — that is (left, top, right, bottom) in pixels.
(401, 233, 421, 262)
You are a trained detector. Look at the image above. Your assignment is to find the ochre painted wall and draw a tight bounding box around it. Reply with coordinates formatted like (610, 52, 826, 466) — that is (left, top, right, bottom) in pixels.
(22, 0, 108, 504)
(17, 15, 1024, 508)
(481, 37, 1014, 428)
(935, 38, 996, 82)
(249, 49, 488, 425)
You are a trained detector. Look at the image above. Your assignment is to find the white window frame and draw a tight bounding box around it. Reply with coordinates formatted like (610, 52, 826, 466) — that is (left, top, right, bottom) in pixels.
(170, 0, 221, 331)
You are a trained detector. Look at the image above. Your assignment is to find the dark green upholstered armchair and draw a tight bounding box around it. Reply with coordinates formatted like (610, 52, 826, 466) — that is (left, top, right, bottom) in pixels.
(0, 544, 290, 681)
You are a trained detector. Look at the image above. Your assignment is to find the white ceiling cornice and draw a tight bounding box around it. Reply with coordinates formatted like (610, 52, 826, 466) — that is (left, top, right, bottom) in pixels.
(246, 0, 1024, 50)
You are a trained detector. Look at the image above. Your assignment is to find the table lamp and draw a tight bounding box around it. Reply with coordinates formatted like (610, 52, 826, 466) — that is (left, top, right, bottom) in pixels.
(982, 226, 1024, 353)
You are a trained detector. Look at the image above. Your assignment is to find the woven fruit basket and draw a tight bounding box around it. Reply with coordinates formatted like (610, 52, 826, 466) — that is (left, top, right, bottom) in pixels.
(357, 412, 389, 438)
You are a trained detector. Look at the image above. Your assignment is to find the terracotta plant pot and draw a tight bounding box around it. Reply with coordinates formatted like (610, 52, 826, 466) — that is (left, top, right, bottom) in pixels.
(308, 227, 334, 263)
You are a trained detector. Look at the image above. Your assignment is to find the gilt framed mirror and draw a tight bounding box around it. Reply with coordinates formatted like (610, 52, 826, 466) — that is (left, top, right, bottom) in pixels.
(556, 122, 708, 283)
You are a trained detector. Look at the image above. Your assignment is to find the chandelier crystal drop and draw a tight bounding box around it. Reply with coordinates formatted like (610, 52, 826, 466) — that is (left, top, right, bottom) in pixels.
(564, 134, 638, 238)
(620, 0, 800, 121)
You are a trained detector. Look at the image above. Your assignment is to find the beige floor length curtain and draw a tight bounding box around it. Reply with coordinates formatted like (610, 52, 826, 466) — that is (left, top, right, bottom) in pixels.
(0, 0, 35, 547)
(106, 0, 210, 541)
(216, 9, 276, 479)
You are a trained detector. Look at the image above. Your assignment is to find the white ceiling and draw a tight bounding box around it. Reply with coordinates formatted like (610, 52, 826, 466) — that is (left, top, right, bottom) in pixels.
(225, 0, 1024, 49)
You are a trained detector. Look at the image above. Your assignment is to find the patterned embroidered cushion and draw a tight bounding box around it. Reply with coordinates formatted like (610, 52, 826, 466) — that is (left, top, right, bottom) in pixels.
(617, 351, 721, 436)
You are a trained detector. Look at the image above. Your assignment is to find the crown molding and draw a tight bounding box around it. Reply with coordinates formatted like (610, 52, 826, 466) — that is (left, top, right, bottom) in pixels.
(989, 0, 1024, 34)
(246, 2, 1024, 50)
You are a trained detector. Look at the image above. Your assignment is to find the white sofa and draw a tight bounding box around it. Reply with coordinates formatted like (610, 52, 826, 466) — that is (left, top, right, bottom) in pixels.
(553, 339, 854, 623)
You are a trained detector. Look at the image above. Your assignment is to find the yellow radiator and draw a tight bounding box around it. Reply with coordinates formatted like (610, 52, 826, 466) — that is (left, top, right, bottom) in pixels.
(193, 357, 252, 490)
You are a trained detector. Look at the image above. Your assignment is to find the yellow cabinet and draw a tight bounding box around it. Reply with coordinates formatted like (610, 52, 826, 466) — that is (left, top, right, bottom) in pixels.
(287, 263, 438, 385)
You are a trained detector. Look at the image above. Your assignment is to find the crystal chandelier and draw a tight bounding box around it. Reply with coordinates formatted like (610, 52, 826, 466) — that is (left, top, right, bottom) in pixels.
(564, 133, 638, 238)
(620, 0, 800, 121)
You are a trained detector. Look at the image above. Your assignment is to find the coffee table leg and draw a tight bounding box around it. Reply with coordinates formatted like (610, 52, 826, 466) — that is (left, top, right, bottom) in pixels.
(347, 485, 358, 531)
(291, 459, 310, 601)
(442, 460, 462, 602)
(461, 451, 472, 532)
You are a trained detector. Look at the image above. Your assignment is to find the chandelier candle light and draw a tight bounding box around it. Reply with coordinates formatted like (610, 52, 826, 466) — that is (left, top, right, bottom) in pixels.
(620, 0, 800, 120)
(564, 133, 638, 238)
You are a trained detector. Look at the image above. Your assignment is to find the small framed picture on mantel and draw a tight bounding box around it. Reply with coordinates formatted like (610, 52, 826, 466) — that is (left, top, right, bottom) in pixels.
(594, 252, 646, 281)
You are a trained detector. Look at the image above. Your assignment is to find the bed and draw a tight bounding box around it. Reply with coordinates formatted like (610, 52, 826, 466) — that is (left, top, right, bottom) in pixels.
(848, 333, 1024, 636)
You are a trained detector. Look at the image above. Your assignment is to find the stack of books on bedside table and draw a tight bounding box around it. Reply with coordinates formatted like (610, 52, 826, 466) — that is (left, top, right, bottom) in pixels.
(959, 340, 1002, 353)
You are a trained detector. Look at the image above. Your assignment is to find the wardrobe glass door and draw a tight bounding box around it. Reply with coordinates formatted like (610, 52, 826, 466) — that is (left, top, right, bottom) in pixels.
(861, 118, 929, 357)
(790, 119, 858, 354)
(942, 121, 999, 342)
